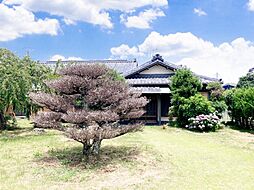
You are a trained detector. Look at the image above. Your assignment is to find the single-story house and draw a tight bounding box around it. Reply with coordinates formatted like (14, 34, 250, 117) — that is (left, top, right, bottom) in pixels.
(45, 54, 219, 125)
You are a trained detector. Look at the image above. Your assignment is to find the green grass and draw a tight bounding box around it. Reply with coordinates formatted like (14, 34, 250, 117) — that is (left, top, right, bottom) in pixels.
(0, 119, 254, 190)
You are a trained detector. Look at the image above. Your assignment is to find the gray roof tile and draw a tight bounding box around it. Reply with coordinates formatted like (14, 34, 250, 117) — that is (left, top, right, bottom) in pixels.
(127, 78, 169, 85)
(43, 54, 219, 84)
(124, 59, 181, 77)
(130, 87, 170, 94)
(44, 60, 137, 75)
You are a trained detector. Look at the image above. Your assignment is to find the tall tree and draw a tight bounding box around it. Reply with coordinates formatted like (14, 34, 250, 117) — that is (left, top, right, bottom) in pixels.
(206, 81, 227, 116)
(170, 68, 202, 99)
(30, 64, 148, 158)
(169, 68, 215, 127)
(0, 49, 50, 129)
(224, 88, 254, 129)
(207, 81, 224, 101)
(237, 72, 254, 88)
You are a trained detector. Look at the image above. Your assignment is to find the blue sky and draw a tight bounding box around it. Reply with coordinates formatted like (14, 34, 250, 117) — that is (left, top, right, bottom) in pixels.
(0, 0, 254, 82)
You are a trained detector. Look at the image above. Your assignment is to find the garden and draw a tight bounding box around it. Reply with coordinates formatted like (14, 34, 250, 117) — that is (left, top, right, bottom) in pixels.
(1, 119, 254, 189)
(0, 48, 254, 189)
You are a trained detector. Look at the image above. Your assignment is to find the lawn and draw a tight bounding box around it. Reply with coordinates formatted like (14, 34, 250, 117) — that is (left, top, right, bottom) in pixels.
(0, 119, 254, 190)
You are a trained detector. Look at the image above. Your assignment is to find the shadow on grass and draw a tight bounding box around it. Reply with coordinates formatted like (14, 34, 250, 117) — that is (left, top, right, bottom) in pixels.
(0, 127, 33, 134)
(228, 125, 254, 135)
(0, 118, 33, 135)
(0, 127, 33, 139)
(0, 128, 58, 143)
(38, 145, 141, 170)
(224, 121, 254, 135)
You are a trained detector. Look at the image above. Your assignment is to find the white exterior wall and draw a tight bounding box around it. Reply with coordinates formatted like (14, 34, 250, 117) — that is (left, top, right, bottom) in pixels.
(140, 65, 174, 74)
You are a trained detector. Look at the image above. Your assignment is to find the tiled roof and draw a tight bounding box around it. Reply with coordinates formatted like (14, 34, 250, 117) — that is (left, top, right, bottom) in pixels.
(223, 83, 236, 87)
(124, 59, 181, 78)
(130, 87, 170, 94)
(123, 54, 219, 83)
(127, 76, 218, 85)
(43, 54, 220, 84)
(44, 60, 137, 75)
(129, 74, 174, 78)
(197, 75, 219, 84)
(127, 78, 169, 85)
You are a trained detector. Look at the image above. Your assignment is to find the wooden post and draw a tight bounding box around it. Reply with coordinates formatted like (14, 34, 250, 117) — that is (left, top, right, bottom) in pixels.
(157, 94, 161, 125)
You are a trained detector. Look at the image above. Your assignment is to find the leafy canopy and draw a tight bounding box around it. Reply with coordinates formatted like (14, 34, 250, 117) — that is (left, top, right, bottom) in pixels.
(169, 68, 215, 127)
(237, 72, 254, 88)
(170, 68, 202, 98)
(207, 81, 227, 115)
(0, 48, 51, 129)
(224, 88, 254, 129)
(207, 81, 224, 101)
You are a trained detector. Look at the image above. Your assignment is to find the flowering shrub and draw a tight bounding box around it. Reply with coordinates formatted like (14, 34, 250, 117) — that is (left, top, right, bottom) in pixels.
(185, 113, 221, 132)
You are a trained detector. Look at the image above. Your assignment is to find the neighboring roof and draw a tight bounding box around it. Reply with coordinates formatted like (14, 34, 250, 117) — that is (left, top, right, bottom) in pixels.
(130, 87, 170, 94)
(223, 83, 236, 89)
(127, 78, 169, 85)
(124, 54, 181, 78)
(223, 83, 236, 86)
(44, 60, 138, 75)
(197, 74, 219, 84)
(249, 67, 254, 73)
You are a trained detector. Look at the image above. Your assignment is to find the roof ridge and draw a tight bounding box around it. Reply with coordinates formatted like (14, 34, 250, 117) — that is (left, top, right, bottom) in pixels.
(124, 58, 180, 77)
(46, 59, 135, 63)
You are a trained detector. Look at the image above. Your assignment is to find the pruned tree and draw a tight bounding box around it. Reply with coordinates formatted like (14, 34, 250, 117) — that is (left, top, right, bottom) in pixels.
(30, 64, 148, 158)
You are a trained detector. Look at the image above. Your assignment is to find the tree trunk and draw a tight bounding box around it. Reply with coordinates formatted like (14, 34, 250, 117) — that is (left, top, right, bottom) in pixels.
(236, 117, 240, 126)
(0, 112, 7, 130)
(82, 139, 102, 161)
(245, 117, 249, 130)
(240, 117, 244, 127)
(250, 117, 253, 129)
(82, 142, 92, 159)
(92, 139, 102, 156)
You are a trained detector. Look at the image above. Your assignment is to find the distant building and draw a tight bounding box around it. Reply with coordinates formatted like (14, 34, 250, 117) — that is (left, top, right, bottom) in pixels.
(223, 83, 236, 90)
(45, 54, 219, 125)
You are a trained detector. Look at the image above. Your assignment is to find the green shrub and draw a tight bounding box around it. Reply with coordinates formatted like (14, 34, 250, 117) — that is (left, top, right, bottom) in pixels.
(206, 81, 227, 116)
(169, 68, 206, 127)
(170, 68, 202, 99)
(211, 100, 227, 117)
(224, 88, 254, 129)
(207, 81, 224, 101)
(174, 94, 215, 127)
(237, 72, 254, 88)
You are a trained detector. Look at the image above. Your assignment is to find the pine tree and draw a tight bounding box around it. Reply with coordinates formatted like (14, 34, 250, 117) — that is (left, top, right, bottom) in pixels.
(30, 64, 148, 158)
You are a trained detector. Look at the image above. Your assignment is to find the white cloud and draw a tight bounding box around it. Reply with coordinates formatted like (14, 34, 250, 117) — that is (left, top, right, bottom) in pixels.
(111, 44, 144, 59)
(0, 0, 167, 40)
(3, 0, 168, 29)
(121, 8, 165, 29)
(193, 8, 207, 16)
(110, 32, 254, 83)
(247, 0, 254, 11)
(0, 4, 60, 41)
(98, 0, 168, 11)
(49, 54, 83, 61)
